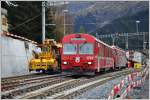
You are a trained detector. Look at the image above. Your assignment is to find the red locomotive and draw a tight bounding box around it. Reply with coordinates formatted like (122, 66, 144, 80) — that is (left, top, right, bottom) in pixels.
(60, 33, 127, 75)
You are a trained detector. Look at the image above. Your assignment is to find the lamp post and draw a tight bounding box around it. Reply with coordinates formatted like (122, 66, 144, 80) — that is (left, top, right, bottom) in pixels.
(136, 20, 140, 34)
(136, 20, 140, 50)
(63, 10, 68, 36)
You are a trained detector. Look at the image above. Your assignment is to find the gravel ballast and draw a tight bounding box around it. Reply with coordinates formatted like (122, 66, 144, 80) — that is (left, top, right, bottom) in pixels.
(75, 74, 149, 99)
(75, 76, 126, 99)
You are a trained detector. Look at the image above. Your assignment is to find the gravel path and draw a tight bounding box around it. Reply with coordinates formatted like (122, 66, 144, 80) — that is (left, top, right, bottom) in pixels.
(126, 75, 149, 99)
(75, 76, 126, 99)
(75, 73, 149, 99)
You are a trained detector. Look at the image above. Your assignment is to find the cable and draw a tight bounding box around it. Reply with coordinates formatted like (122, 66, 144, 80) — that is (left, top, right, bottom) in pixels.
(10, 14, 41, 31)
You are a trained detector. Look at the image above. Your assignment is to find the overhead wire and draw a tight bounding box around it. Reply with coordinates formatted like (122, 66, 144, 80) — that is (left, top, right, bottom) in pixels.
(10, 14, 41, 31)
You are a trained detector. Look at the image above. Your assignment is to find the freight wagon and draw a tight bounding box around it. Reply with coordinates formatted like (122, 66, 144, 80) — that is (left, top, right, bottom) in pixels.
(126, 50, 146, 68)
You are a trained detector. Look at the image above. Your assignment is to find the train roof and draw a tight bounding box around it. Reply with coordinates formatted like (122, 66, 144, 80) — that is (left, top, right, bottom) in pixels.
(62, 33, 95, 42)
(63, 33, 112, 48)
(94, 37, 112, 48)
(111, 45, 125, 52)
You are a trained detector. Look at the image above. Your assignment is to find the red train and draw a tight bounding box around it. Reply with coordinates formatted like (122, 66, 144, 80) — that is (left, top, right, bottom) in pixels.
(111, 45, 127, 69)
(60, 33, 127, 75)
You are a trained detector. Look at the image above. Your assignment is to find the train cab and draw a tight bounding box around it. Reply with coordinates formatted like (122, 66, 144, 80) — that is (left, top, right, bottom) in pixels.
(61, 34, 96, 74)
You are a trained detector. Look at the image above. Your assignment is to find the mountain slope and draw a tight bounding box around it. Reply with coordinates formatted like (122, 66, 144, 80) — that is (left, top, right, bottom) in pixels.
(72, 1, 148, 33)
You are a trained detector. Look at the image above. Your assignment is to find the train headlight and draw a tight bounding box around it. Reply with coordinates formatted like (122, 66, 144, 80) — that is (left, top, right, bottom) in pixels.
(63, 61, 67, 64)
(88, 62, 92, 65)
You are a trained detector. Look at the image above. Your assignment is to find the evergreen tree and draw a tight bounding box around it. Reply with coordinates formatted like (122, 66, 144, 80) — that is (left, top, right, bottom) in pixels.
(79, 26, 86, 33)
(2, 1, 55, 43)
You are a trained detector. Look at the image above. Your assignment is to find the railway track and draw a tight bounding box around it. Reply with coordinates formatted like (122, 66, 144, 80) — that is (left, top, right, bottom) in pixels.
(1, 73, 46, 83)
(1, 74, 72, 99)
(16, 78, 87, 99)
(1, 74, 67, 92)
(1, 68, 131, 99)
(1, 73, 48, 85)
(51, 70, 131, 99)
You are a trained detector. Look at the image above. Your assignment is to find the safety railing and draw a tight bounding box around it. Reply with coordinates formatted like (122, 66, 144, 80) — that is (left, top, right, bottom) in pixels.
(108, 66, 149, 99)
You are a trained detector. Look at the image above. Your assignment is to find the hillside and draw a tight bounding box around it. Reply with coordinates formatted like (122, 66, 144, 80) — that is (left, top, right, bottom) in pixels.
(73, 1, 148, 33)
(96, 9, 149, 34)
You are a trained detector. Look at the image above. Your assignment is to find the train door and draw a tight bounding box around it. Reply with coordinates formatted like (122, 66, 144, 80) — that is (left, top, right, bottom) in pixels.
(97, 43, 100, 72)
(100, 45, 105, 67)
(108, 48, 110, 67)
(104, 46, 107, 67)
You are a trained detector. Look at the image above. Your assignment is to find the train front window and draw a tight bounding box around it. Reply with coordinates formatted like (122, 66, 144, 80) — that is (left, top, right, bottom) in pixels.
(63, 43, 77, 54)
(79, 43, 93, 54)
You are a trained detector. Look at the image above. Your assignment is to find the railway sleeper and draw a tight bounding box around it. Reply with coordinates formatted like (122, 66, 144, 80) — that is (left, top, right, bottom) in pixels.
(28, 80, 83, 99)
(2, 78, 65, 99)
(17, 79, 76, 99)
(48, 70, 131, 99)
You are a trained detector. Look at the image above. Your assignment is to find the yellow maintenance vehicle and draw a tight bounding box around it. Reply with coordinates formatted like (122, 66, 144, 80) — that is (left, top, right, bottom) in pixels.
(134, 63, 142, 71)
(29, 39, 62, 73)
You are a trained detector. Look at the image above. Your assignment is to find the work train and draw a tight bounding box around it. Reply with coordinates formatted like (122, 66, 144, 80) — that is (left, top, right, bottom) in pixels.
(126, 50, 147, 68)
(60, 33, 127, 75)
(29, 39, 62, 73)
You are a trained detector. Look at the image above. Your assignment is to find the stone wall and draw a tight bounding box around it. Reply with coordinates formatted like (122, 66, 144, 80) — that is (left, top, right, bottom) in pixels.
(1, 35, 39, 78)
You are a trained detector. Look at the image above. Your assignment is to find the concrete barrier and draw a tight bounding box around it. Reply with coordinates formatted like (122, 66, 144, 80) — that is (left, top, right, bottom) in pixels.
(1, 35, 39, 78)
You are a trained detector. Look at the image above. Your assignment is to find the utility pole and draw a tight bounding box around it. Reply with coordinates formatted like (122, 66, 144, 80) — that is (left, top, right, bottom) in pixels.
(64, 10, 66, 36)
(0, 1, 1, 76)
(143, 33, 147, 50)
(63, 9, 68, 36)
(112, 36, 115, 45)
(96, 33, 99, 38)
(42, 1, 45, 43)
(0, 1, 2, 33)
(112, 33, 117, 46)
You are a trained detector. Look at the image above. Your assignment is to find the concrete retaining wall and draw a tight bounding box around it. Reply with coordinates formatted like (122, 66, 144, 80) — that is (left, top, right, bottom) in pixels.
(1, 35, 39, 78)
